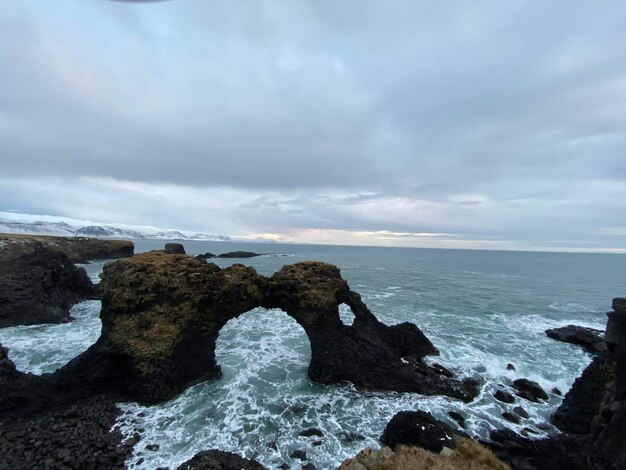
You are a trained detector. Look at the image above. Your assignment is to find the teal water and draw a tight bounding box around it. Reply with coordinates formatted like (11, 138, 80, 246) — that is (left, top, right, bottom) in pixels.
(1, 242, 624, 469)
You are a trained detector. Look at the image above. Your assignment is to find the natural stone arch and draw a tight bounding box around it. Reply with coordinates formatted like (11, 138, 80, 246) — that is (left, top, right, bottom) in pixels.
(52, 252, 478, 405)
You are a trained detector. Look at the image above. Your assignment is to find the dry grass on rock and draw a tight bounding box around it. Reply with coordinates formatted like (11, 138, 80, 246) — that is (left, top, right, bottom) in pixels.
(337, 438, 510, 470)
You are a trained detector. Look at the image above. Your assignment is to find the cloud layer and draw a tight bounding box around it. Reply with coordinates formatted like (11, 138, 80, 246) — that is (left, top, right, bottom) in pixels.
(1, 1, 625, 251)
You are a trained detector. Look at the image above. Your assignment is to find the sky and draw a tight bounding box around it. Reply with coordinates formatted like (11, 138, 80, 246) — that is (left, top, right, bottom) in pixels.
(1, 0, 625, 252)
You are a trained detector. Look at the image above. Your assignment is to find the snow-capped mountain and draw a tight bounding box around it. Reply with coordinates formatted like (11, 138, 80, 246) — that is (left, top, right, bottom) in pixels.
(0, 219, 233, 242)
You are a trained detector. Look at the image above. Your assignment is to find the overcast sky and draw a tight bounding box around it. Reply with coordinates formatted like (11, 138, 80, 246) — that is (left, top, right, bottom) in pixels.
(1, 1, 625, 251)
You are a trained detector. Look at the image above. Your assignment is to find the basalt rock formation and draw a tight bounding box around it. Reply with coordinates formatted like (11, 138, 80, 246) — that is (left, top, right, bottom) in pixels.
(0, 233, 134, 263)
(546, 325, 606, 354)
(45, 251, 477, 405)
(0, 238, 97, 327)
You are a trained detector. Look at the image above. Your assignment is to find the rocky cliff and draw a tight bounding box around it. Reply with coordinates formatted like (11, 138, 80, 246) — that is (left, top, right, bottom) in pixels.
(0, 238, 97, 327)
(0, 233, 134, 263)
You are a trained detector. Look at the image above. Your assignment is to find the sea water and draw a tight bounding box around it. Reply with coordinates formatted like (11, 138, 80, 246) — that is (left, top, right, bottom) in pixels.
(1, 242, 624, 469)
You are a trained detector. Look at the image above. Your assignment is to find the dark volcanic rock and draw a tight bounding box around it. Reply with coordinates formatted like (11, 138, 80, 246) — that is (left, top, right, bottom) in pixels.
(613, 297, 626, 314)
(502, 411, 520, 424)
(380, 410, 463, 452)
(0, 395, 131, 470)
(490, 297, 626, 470)
(291, 450, 307, 461)
(0, 233, 134, 263)
(448, 410, 466, 428)
(164, 242, 186, 254)
(552, 352, 614, 434)
(0, 343, 17, 377)
(175, 450, 266, 469)
(546, 325, 606, 354)
(488, 429, 594, 470)
(512, 379, 548, 402)
(494, 389, 516, 403)
(48, 252, 476, 404)
(217, 251, 261, 258)
(514, 406, 529, 419)
(299, 428, 324, 437)
(0, 238, 97, 328)
(195, 252, 215, 261)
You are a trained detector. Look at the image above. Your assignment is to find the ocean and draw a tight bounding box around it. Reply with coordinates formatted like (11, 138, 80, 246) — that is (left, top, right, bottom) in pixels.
(1, 241, 624, 469)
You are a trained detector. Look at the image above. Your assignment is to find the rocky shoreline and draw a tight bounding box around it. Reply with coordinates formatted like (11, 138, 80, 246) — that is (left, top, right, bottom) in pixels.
(0, 237, 624, 469)
(0, 234, 134, 328)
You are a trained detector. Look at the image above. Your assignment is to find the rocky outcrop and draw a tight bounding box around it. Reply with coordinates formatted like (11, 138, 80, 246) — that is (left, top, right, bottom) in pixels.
(0, 233, 134, 263)
(7, 251, 477, 409)
(195, 252, 216, 261)
(551, 352, 614, 434)
(216, 251, 262, 258)
(380, 410, 466, 452)
(488, 429, 591, 470)
(176, 450, 266, 469)
(546, 325, 606, 354)
(0, 238, 97, 327)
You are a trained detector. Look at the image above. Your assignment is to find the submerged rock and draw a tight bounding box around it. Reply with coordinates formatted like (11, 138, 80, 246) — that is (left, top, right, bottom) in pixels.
(0, 238, 97, 328)
(47, 252, 476, 405)
(546, 325, 606, 354)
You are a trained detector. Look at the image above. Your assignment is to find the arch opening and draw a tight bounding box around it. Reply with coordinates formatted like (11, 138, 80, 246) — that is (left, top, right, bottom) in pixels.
(339, 303, 356, 326)
(215, 307, 311, 383)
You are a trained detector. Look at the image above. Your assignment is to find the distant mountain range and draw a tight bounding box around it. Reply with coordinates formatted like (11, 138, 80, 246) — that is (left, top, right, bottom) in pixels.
(0, 219, 239, 242)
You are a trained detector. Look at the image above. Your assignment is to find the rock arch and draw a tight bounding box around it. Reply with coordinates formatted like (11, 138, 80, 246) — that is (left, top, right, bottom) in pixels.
(50, 252, 476, 405)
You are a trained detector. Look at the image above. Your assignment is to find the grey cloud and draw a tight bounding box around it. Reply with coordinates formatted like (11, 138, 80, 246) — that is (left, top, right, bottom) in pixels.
(0, 1, 625, 250)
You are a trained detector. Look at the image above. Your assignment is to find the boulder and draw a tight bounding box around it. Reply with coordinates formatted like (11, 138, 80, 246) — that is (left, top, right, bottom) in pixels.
(494, 390, 516, 404)
(0, 238, 97, 328)
(43, 253, 477, 405)
(164, 243, 186, 254)
(501, 412, 520, 425)
(546, 325, 606, 354)
(512, 379, 548, 402)
(380, 410, 463, 452)
(175, 450, 266, 469)
(513, 407, 529, 419)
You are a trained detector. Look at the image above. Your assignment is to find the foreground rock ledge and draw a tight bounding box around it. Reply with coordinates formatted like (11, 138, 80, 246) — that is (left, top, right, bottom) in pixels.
(48, 251, 476, 405)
